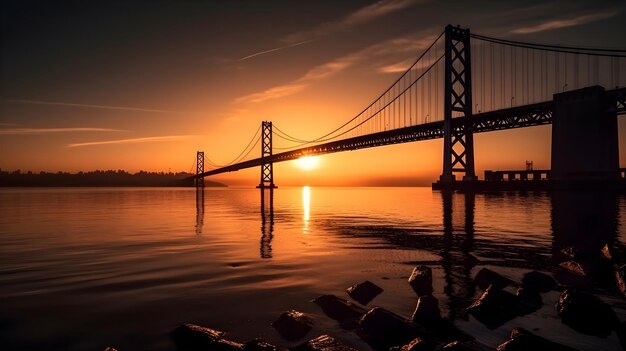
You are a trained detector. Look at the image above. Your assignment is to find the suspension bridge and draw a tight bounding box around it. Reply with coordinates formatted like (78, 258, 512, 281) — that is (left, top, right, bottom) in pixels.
(191, 25, 626, 189)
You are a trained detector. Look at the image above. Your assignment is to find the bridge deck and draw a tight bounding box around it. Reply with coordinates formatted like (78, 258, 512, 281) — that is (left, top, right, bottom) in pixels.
(195, 87, 625, 179)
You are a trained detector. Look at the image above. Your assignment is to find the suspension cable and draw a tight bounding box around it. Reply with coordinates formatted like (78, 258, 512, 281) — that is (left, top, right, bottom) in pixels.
(204, 125, 261, 168)
(273, 54, 445, 150)
(471, 34, 626, 58)
(272, 30, 445, 145)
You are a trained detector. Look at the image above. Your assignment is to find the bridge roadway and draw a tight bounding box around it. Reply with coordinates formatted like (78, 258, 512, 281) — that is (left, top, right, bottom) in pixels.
(195, 87, 626, 179)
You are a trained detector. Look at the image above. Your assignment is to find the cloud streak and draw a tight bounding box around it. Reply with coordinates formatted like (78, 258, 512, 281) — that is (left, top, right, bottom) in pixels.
(510, 10, 618, 34)
(3, 99, 190, 114)
(235, 31, 437, 103)
(284, 0, 422, 44)
(65, 135, 194, 148)
(239, 40, 313, 61)
(0, 127, 125, 135)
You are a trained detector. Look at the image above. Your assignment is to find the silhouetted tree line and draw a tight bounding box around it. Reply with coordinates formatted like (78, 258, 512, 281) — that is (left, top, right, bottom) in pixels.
(0, 169, 226, 187)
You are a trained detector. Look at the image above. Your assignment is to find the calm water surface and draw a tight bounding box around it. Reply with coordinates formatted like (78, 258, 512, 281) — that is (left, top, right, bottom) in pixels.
(0, 187, 625, 350)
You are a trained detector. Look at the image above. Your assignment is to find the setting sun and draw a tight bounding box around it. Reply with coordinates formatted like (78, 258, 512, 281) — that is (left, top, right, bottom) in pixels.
(294, 156, 320, 171)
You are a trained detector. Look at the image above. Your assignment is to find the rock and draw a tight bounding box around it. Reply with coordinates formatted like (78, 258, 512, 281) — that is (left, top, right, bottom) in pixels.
(438, 341, 481, 350)
(467, 285, 519, 329)
(170, 323, 243, 350)
(496, 327, 577, 351)
(358, 307, 421, 349)
(474, 268, 514, 291)
(556, 289, 620, 337)
(615, 265, 626, 298)
(272, 310, 314, 341)
(516, 287, 542, 315)
(408, 266, 433, 296)
(390, 337, 430, 351)
(411, 295, 441, 323)
(346, 280, 384, 305)
(521, 271, 557, 293)
(291, 335, 357, 351)
(104, 348, 118, 351)
(601, 243, 621, 263)
(312, 294, 366, 321)
(243, 338, 283, 351)
(558, 261, 592, 276)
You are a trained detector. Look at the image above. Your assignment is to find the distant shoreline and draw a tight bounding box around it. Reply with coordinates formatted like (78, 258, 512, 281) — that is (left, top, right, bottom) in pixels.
(0, 170, 227, 187)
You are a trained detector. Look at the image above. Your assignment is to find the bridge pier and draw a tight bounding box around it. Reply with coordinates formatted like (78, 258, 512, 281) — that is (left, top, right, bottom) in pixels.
(439, 25, 476, 186)
(196, 151, 204, 187)
(257, 121, 278, 189)
(551, 86, 619, 182)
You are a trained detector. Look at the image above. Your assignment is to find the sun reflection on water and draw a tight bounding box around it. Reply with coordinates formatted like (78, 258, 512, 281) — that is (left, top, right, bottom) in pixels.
(302, 186, 311, 233)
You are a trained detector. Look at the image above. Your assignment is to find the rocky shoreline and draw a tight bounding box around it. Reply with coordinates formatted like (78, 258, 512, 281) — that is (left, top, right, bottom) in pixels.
(103, 243, 626, 351)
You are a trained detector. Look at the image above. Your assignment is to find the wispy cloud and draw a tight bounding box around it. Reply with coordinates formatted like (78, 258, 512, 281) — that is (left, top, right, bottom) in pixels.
(284, 0, 422, 44)
(65, 135, 194, 148)
(235, 31, 437, 103)
(510, 10, 618, 34)
(0, 127, 125, 135)
(239, 40, 313, 61)
(3, 99, 190, 114)
(238, 0, 422, 63)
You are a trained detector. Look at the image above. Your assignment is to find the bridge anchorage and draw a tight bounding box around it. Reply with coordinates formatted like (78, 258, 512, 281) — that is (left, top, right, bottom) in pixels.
(190, 23, 626, 191)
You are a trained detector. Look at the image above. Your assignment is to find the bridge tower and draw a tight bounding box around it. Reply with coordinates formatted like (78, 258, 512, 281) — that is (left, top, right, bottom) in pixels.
(257, 121, 277, 189)
(196, 151, 204, 187)
(440, 25, 476, 184)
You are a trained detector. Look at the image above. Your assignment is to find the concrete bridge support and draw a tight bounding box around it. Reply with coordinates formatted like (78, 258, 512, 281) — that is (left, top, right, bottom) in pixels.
(551, 86, 619, 181)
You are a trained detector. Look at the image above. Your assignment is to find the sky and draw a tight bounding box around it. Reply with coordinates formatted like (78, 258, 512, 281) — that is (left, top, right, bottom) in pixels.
(1, 0, 626, 186)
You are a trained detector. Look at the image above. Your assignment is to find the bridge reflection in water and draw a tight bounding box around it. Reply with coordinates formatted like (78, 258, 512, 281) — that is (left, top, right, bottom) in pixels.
(193, 187, 621, 319)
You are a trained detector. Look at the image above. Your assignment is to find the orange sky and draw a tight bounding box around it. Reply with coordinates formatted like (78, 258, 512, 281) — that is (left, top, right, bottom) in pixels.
(1, 1, 626, 186)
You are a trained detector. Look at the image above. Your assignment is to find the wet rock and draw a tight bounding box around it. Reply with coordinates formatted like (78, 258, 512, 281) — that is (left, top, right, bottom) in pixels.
(272, 310, 314, 341)
(521, 271, 557, 293)
(312, 294, 366, 321)
(423, 318, 474, 345)
(408, 266, 433, 296)
(358, 307, 421, 349)
(243, 338, 283, 351)
(560, 246, 581, 261)
(496, 328, 577, 351)
(556, 289, 620, 337)
(438, 341, 482, 350)
(474, 268, 514, 291)
(516, 287, 542, 315)
(170, 323, 243, 350)
(615, 265, 626, 298)
(601, 243, 621, 263)
(467, 285, 519, 329)
(559, 261, 592, 276)
(389, 337, 430, 351)
(346, 280, 383, 305)
(555, 261, 593, 287)
(291, 334, 357, 351)
(411, 295, 441, 323)
(104, 348, 118, 351)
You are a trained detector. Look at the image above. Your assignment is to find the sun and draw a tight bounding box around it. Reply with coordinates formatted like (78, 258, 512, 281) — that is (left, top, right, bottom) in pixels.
(295, 156, 319, 171)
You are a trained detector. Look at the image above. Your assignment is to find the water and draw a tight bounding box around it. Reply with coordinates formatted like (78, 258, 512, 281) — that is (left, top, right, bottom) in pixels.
(0, 187, 625, 350)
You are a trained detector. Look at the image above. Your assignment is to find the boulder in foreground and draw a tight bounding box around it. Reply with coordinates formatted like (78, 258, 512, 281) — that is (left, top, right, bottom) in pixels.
(496, 327, 577, 351)
(291, 334, 358, 351)
(358, 307, 421, 349)
(272, 310, 314, 341)
(346, 280, 384, 305)
(556, 289, 619, 337)
(243, 338, 283, 351)
(521, 271, 557, 293)
(170, 323, 243, 350)
(474, 268, 514, 291)
(411, 294, 441, 323)
(408, 266, 433, 296)
(466, 285, 519, 329)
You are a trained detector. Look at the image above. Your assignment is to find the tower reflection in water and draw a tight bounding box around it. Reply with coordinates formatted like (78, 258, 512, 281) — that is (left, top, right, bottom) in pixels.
(260, 188, 274, 259)
(440, 190, 477, 320)
(195, 186, 204, 235)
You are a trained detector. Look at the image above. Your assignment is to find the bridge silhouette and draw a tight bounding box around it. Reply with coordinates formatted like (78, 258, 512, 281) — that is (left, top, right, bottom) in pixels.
(192, 25, 626, 189)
